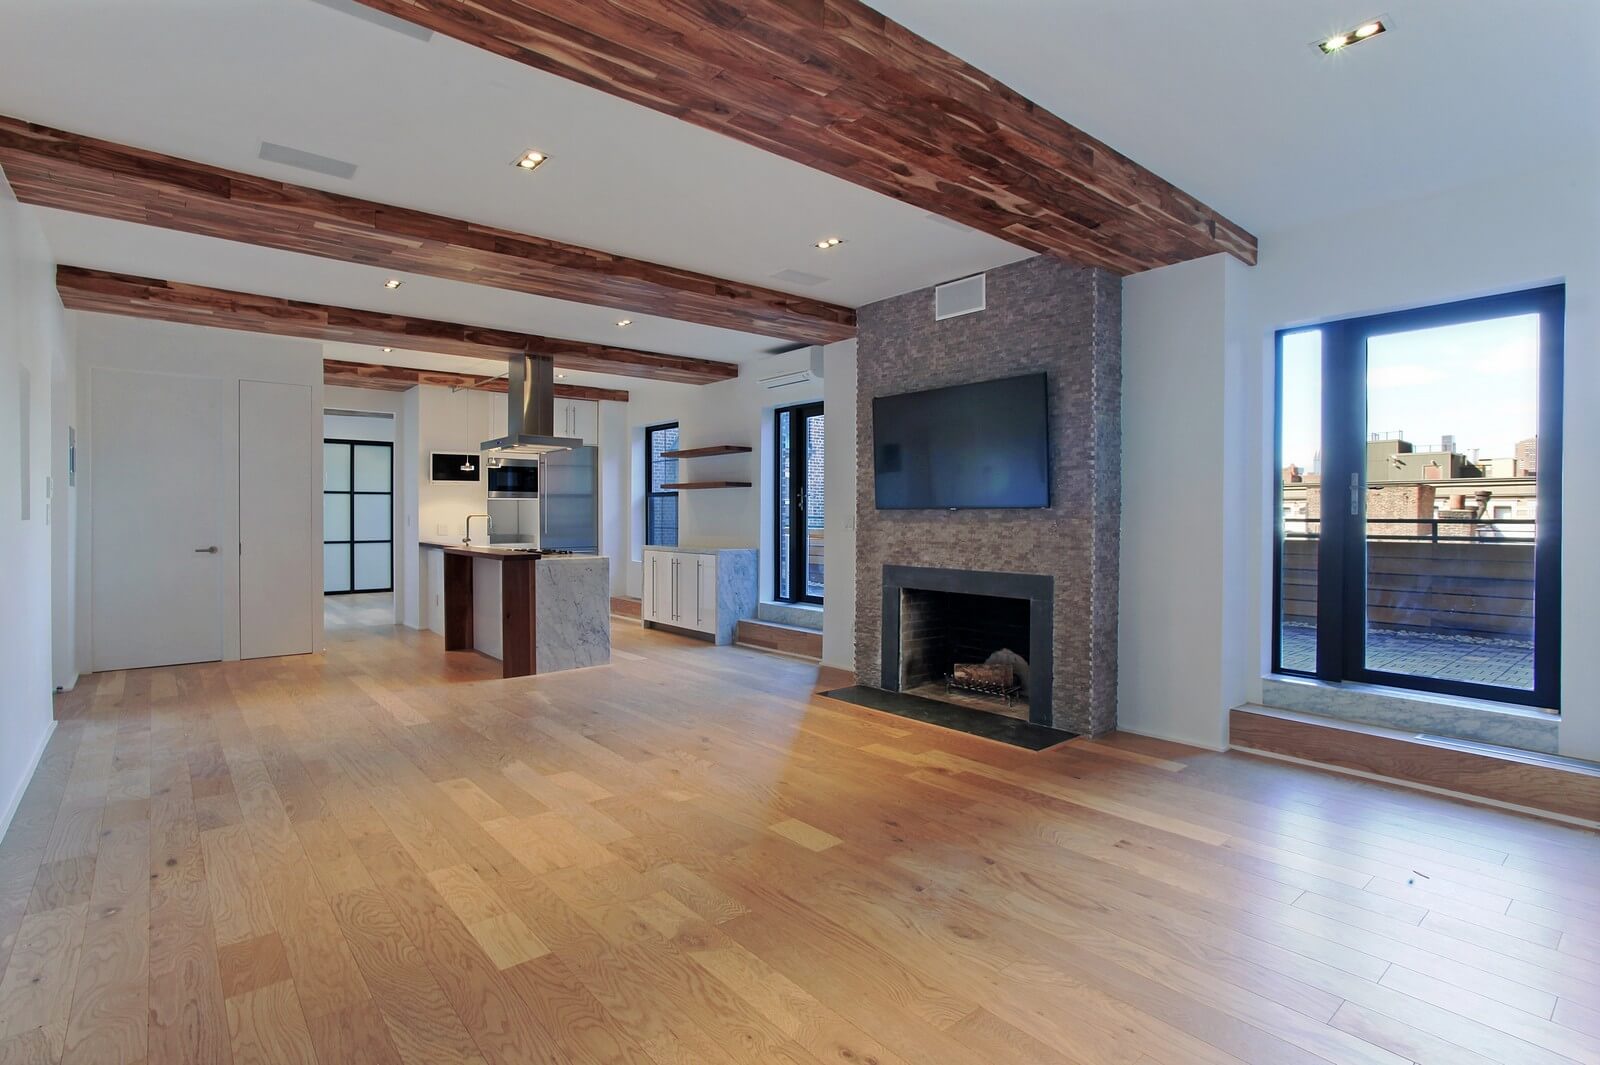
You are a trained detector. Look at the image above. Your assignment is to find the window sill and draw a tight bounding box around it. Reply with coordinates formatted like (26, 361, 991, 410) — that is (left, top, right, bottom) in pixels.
(1260, 674, 1559, 755)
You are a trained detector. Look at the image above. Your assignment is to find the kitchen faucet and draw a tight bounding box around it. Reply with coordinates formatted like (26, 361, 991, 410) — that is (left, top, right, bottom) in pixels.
(464, 513, 492, 545)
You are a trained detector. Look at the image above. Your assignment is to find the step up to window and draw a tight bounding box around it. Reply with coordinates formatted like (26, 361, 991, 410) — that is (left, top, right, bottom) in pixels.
(736, 619, 822, 660)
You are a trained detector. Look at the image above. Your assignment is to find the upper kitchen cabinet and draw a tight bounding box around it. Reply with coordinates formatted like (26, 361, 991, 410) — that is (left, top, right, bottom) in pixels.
(555, 398, 599, 446)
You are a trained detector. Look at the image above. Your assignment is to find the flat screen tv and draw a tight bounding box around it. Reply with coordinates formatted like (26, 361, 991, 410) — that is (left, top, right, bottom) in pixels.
(872, 372, 1050, 510)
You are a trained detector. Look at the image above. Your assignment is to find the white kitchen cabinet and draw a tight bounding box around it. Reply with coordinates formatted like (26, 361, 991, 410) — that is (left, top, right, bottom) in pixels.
(641, 547, 754, 644)
(641, 548, 711, 633)
(554, 398, 598, 445)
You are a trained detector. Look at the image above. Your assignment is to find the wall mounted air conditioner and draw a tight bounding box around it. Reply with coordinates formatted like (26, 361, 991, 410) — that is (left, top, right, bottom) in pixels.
(759, 369, 814, 390)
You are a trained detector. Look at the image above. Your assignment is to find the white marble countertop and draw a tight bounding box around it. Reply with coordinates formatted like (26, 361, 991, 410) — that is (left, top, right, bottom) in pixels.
(642, 545, 756, 556)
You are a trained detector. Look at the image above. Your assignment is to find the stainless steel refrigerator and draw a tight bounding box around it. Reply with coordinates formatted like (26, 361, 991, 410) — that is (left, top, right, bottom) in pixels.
(538, 445, 600, 553)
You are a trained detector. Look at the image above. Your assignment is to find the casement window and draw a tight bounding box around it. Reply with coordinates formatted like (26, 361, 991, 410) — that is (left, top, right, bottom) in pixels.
(645, 422, 680, 547)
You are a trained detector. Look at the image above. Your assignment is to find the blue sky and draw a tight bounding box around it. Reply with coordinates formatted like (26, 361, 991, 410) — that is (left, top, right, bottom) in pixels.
(1280, 312, 1540, 473)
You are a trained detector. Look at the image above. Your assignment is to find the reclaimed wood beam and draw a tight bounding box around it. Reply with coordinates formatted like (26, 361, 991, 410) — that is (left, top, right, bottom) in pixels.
(325, 359, 629, 402)
(348, 0, 1257, 273)
(55, 267, 734, 385)
(1, 115, 854, 344)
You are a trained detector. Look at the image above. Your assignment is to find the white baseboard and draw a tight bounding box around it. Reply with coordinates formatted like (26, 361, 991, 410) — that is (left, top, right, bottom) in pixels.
(0, 719, 57, 843)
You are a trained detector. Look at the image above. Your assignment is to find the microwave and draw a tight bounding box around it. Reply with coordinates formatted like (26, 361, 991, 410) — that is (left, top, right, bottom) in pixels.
(487, 457, 539, 498)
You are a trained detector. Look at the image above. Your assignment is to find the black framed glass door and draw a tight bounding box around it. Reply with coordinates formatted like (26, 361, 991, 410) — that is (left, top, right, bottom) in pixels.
(1274, 286, 1563, 708)
(775, 402, 824, 603)
(323, 439, 393, 594)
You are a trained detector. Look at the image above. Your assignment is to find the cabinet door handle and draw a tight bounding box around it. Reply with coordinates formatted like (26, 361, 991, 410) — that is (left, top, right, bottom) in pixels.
(651, 558, 657, 618)
(696, 559, 703, 626)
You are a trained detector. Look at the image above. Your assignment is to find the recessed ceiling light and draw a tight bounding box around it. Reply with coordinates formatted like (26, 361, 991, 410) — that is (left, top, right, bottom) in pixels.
(1316, 18, 1385, 54)
(383, 278, 402, 289)
(616, 318, 632, 327)
(814, 237, 845, 250)
(512, 149, 549, 172)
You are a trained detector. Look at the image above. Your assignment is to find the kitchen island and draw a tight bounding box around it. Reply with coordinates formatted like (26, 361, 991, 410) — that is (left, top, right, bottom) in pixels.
(421, 542, 610, 678)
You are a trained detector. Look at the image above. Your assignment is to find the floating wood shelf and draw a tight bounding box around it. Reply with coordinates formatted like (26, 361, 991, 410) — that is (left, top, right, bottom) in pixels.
(662, 481, 752, 490)
(660, 444, 753, 459)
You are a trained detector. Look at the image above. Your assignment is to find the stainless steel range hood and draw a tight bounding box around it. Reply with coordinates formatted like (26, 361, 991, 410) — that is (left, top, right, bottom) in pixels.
(479, 353, 582, 457)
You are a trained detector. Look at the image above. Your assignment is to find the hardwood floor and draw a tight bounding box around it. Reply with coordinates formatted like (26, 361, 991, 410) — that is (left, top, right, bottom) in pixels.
(3, 620, 1598, 1065)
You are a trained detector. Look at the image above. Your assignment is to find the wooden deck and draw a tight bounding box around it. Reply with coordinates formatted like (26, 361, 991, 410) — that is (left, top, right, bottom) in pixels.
(1, 618, 1597, 1064)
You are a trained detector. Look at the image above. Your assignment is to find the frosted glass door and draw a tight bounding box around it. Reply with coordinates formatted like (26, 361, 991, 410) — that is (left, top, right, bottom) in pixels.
(323, 440, 392, 593)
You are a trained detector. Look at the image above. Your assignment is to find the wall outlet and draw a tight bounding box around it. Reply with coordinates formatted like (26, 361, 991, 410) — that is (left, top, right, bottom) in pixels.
(435, 523, 448, 536)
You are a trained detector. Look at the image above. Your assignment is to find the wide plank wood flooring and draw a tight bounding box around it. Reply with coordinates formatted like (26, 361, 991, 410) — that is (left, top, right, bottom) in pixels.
(2, 618, 1598, 1064)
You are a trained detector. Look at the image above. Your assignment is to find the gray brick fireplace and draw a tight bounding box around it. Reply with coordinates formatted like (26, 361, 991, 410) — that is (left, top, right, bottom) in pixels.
(853, 256, 1121, 735)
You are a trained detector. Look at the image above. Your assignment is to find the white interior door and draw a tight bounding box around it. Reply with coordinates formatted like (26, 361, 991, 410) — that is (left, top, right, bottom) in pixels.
(240, 380, 314, 659)
(91, 368, 226, 671)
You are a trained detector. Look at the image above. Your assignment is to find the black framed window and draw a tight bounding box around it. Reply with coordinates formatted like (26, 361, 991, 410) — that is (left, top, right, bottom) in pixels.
(324, 439, 393, 594)
(775, 402, 824, 603)
(645, 422, 680, 547)
(1274, 286, 1563, 708)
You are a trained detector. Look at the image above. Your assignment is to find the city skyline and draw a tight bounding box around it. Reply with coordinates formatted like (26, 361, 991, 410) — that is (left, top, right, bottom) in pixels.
(1281, 312, 1541, 473)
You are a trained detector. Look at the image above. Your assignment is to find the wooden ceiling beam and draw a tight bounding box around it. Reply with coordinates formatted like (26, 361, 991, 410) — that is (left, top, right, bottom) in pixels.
(325, 359, 628, 402)
(0, 115, 855, 344)
(349, 0, 1256, 274)
(55, 266, 735, 385)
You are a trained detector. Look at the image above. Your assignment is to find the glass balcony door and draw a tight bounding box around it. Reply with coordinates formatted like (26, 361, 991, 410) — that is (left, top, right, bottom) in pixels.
(776, 402, 824, 603)
(1274, 286, 1563, 709)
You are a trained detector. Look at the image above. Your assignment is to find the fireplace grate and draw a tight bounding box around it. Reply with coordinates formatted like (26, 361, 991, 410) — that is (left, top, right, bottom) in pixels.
(944, 672, 1023, 708)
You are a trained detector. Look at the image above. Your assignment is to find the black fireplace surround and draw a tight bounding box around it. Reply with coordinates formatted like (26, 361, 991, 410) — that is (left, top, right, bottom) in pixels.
(880, 565, 1054, 726)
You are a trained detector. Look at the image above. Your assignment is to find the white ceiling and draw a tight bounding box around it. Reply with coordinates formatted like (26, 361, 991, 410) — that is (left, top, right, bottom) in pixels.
(872, 0, 1600, 235)
(3, 0, 1594, 383)
(0, 0, 1025, 311)
(36, 208, 786, 365)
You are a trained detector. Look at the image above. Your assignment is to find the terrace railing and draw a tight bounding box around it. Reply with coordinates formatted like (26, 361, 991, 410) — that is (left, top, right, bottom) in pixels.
(1282, 518, 1536, 640)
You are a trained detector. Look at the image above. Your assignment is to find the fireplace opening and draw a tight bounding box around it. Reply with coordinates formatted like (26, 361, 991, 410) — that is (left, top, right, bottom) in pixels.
(899, 588, 1032, 719)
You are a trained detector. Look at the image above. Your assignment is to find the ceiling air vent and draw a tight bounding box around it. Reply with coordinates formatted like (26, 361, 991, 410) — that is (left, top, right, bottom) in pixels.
(258, 142, 358, 180)
(935, 274, 986, 321)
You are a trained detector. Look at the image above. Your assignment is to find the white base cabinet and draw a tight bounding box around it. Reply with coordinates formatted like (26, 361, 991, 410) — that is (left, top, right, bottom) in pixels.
(641, 547, 756, 644)
(642, 549, 716, 634)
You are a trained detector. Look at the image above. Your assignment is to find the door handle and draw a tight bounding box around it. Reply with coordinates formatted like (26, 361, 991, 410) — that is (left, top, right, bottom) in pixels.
(194, 546, 219, 554)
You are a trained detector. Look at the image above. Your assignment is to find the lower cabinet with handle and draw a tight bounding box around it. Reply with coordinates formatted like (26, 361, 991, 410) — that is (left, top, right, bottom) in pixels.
(640, 547, 756, 645)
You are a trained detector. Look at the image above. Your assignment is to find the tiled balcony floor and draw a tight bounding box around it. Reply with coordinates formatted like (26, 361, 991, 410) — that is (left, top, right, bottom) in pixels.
(1279, 621, 1534, 690)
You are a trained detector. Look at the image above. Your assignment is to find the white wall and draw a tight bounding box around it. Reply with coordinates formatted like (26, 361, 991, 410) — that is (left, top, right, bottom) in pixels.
(612, 341, 858, 661)
(0, 175, 73, 838)
(1119, 255, 1250, 749)
(72, 314, 325, 664)
(618, 349, 819, 600)
(821, 340, 857, 670)
(1118, 156, 1600, 760)
(323, 409, 395, 442)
